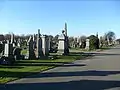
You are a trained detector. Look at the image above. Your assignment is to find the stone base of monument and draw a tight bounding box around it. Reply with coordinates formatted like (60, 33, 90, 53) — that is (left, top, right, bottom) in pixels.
(0, 56, 15, 65)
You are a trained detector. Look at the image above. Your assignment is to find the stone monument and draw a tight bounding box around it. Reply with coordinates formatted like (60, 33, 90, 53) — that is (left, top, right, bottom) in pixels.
(41, 35, 49, 56)
(0, 43, 15, 65)
(13, 47, 22, 60)
(11, 33, 16, 47)
(35, 29, 43, 58)
(85, 39, 90, 50)
(57, 22, 69, 55)
(25, 36, 36, 60)
(48, 36, 52, 52)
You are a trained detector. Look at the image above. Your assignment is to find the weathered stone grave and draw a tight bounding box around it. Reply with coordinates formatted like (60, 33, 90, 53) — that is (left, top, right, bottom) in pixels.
(48, 36, 52, 52)
(0, 43, 15, 65)
(11, 33, 16, 47)
(25, 36, 36, 60)
(85, 39, 90, 50)
(57, 23, 69, 55)
(13, 47, 22, 60)
(41, 35, 49, 56)
(35, 29, 43, 58)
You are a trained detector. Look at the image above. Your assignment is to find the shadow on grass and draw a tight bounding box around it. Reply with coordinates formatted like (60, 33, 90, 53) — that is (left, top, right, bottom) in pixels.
(1, 80, 120, 90)
(0, 70, 120, 78)
(15, 60, 72, 64)
(55, 53, 92, 60)
(0, 66, 24, 69)
(84, 52, 120, 56)
(26, 70, 120, 78)
(14, 63, 86, 67)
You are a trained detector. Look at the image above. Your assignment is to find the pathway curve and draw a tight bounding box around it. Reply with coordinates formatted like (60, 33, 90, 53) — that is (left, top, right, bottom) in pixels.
(1, 45, 120, 90)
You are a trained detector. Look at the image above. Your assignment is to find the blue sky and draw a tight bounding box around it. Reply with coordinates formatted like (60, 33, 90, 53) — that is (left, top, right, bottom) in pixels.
(0, 0, 120, 38)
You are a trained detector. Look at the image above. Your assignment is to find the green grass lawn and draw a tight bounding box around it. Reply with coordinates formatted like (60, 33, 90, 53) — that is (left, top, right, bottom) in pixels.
(70, 45, 114, 52)
(0, 53, 91, 84)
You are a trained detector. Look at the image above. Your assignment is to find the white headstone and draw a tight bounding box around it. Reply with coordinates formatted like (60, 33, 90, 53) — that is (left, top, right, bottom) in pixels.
(85, 39, 90, 50)
(41, 35, 49, 56)
(4, 44, 13, 57)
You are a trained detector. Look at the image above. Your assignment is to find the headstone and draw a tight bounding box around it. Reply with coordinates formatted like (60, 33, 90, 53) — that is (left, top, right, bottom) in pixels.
(85, 39, 90, 50)
(0, 43, 15, 65)
(11, 33, 14, 43)
(17, 43, 21, 47)
(57, 34, 65, 55)
(0, 43, 3, 55)
(107, 36, 111, 45)
(4, 44, 13, 57)
(77, 36, 80, 47)
(48, 36, 52, 52)
(13, 47, 21, 60)
(35, 29, 43, 58)
(99, 36, 102, 48)
(7, 40, 10, 44)
(73, 37, 77, 48)
(79, 41, 82, 47)
(57, 23, 69, 55)
(41, 35, 49, 56)
(11, 33, 16, 47)
(77, 36, 80, 43)
(25, 36, 36, 60)
(33, 34, 36, 49)
(64, 22, 69, 53)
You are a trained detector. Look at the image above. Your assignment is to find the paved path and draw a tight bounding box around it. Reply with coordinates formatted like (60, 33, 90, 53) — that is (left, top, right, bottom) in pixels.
(1, 45, 120, 90)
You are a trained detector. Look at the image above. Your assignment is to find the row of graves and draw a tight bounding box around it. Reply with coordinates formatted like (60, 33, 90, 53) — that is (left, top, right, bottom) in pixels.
(0, 33, 21, 65)
(0, 22, 117, 65)
(69, 33, 117, 50)
(0, 23, 70, 65)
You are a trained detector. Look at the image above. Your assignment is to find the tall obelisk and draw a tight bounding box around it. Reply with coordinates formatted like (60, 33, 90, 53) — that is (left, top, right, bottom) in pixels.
(65, 22, 67, 36)
(64, 22, 69, 54)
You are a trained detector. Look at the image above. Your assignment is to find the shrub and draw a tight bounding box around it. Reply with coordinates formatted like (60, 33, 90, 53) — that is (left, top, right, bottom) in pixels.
(88, 35, 99, 50)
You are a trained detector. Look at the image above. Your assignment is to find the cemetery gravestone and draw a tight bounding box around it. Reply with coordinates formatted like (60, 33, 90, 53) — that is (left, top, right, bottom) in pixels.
(35, 29, 43, 58)
(57, 23, 69, 55)
(85, 39, 90, 50)
(25, 36, 36, 60)
(41, 35, 49, 56)
(0, 43, 15, 65)
(48, 36, 52, 52)
(33, 34, 36, 50)
(11, 33, 16, 47)
(57, 34, 65, 55)
(17, 43, 21, 47)
(13, 47, 22, 60)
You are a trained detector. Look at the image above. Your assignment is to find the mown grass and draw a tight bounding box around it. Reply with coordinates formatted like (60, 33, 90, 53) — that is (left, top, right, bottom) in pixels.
(0, 52, 91, 84)
(70, 45, 114, 52)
